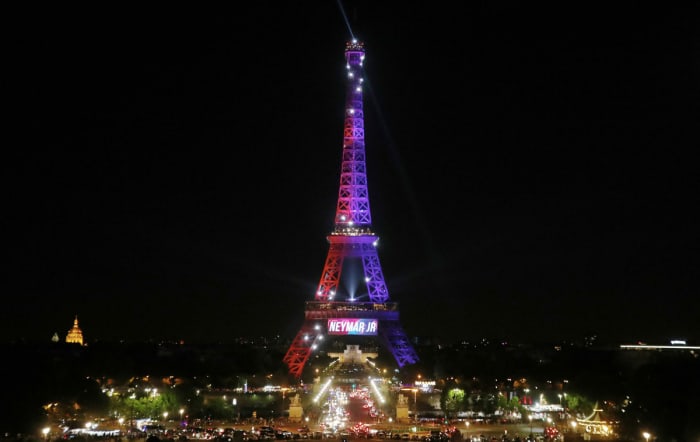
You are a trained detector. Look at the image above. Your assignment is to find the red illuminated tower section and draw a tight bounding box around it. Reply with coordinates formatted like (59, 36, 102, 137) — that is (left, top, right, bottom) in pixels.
(283, 40, 419, 378)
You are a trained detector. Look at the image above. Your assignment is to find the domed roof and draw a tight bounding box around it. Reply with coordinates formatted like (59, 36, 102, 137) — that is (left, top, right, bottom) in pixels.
(65, 315, 84, 346)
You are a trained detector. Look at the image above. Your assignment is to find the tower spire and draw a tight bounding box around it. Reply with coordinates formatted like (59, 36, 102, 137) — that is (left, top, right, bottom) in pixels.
(334, 39, 371, 229)
(283, 40, 418, 379)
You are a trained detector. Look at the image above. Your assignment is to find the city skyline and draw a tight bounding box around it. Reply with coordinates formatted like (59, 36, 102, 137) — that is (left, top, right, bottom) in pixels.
(4, 3, 699, 345)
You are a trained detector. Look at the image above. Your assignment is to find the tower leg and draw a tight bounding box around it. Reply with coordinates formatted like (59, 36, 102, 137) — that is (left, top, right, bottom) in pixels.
(379, 321, 420, 367)
(283, 322, 317, 378)
(316, 245, 345, 300)
(362, 248, 389, 303)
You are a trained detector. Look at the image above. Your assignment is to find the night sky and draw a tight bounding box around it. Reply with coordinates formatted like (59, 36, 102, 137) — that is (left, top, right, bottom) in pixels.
(5, 2, 699, 345)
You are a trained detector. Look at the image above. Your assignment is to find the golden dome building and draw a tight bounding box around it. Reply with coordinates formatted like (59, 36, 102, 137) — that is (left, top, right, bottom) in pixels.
(65, 315, 84, 346)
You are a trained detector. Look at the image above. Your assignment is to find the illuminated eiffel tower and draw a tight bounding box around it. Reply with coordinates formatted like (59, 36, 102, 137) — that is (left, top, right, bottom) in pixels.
(283, 40, 419, 379)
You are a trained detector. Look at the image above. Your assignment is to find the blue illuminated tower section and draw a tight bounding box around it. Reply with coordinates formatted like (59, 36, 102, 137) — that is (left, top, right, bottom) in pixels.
(283, 40, 419, 378)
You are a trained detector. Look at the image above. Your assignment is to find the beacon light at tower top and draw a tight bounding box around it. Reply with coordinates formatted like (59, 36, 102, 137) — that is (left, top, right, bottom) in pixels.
(346, 39, 364, 52)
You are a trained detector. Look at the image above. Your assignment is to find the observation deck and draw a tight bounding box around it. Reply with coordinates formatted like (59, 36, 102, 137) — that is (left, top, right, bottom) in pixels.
(304, 301, 400, 321)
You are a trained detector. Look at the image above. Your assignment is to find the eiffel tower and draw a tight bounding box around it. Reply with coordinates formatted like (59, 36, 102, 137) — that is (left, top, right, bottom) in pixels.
(283, 40, 419, 379)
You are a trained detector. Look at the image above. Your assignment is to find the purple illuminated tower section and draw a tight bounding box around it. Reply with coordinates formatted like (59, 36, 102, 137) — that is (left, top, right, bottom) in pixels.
(283, 40, 419, 378)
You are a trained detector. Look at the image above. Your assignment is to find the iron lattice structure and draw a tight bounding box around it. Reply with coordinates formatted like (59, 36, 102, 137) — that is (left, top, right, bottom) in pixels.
(283, 40, 419, 378)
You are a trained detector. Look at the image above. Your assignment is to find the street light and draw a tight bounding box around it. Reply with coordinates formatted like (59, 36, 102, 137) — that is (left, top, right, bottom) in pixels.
(524, 388, 530, 406)
(643, 432, 651, 442)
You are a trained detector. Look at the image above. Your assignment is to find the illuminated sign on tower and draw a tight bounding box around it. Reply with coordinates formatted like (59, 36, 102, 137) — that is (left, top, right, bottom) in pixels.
(327, 318, 378, 336)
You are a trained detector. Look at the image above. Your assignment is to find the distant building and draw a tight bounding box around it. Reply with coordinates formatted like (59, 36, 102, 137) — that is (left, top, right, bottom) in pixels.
(327, 344, 377, 364)
(572, 403, 616, 439)
(620, 340, 699, 352)
(65, 315, 85, 345)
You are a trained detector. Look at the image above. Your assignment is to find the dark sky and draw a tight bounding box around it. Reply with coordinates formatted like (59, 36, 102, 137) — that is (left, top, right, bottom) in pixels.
(4, 2, 699, 345)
